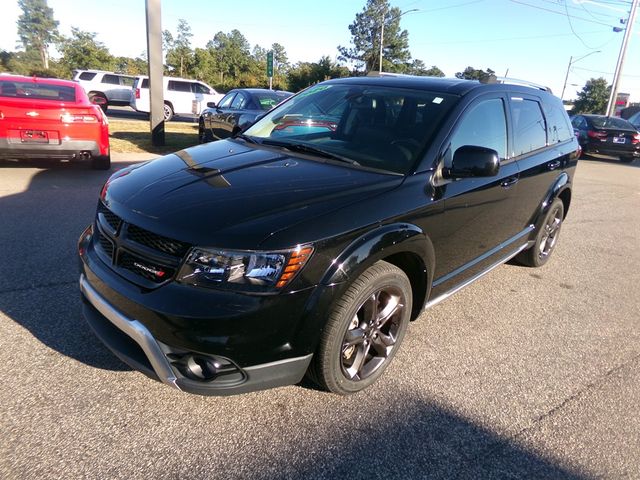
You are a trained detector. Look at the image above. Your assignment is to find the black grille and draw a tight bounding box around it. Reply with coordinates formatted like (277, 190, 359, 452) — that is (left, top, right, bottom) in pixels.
(126, 224, 190, 257)
(97, 202, 121, 231)
(94, 203, 191, 286)
(97, 230, 114, 259)
(119, 251, 175, 283)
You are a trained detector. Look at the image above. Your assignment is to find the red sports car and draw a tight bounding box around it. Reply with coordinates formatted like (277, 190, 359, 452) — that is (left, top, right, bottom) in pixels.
(0, 75, 110, 169)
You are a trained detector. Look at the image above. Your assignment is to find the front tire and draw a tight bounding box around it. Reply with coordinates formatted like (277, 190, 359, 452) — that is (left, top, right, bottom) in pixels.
(198, 121, 213, 143)
(516, 198, 564, 267)
(620, 156, 636, 163)
(308, 261, 412, 395)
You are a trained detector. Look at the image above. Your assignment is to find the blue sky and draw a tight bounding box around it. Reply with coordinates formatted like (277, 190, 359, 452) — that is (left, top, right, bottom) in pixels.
(1, 0, 638, 101)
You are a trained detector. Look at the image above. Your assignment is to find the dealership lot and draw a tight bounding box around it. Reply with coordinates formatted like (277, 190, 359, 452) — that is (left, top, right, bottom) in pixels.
(0, 156, 638, 479)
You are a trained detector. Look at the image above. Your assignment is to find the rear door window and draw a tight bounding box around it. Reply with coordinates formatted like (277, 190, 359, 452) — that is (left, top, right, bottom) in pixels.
(192, 83, 210, 94)
(511, 98, 547, 156)
(168, 81, 192, 93)
(102, 74, 120, 85)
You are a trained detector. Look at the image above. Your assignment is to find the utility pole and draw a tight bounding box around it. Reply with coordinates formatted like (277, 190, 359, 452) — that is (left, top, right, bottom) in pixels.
(145, 0, 164, 146)
(606, 0, 638, 116)
(561, 51, 601, 101)
(379, 8, 418, 73)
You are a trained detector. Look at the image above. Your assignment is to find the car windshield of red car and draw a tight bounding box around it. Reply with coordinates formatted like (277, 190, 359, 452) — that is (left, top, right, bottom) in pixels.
(0, 80, 76, 102)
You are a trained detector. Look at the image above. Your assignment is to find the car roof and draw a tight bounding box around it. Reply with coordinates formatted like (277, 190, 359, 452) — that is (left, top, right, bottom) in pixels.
(0, 74, 79, 88)
(230, 88, 293, 95)
(322, 75, 555, 98)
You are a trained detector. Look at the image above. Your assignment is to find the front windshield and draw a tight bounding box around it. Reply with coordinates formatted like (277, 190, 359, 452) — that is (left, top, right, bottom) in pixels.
(243, 83, 456, 174)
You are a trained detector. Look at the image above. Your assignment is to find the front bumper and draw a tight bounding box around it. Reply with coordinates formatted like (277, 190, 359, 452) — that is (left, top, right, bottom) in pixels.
(80, 274, 314, 395)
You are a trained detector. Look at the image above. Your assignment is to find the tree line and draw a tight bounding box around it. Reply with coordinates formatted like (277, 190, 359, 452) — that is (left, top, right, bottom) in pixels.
(1, 0, 611, 110)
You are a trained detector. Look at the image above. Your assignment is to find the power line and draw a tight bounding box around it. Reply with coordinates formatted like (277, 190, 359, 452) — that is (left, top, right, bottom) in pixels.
(509, 0, 619, 27)
(413, 30, 605, 46)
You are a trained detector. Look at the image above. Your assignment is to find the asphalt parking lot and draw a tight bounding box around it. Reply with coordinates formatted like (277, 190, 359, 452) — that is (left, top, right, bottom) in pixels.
(0, 155, 638, 479)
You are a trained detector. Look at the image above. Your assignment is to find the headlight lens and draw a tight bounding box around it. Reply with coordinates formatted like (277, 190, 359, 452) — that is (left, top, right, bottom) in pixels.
(177, 246, 313, 291)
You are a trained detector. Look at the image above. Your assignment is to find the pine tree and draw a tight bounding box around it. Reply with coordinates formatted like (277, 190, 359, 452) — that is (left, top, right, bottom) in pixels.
(16, 0, 59, 70)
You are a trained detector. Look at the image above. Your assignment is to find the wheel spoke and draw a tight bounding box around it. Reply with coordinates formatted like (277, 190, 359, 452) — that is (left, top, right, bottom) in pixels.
(376, 295, 402, 328)
(362, 292, 379, 326)
(343, 328, 366, 346)
(371, 331, 395, 357)
(344, 342, 371, 379)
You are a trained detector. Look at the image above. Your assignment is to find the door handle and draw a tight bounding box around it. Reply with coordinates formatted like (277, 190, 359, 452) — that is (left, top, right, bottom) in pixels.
(548, 160, 561, 170)
(500, 176, 519, 188)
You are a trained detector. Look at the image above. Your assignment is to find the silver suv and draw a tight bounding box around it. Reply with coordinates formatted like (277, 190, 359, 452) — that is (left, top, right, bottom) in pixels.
(73, 70, 135, 112)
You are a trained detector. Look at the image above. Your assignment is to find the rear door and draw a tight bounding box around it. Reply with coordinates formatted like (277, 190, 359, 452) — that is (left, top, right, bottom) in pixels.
(508, 94, 569, 228)
(431, 94, 522, 293)
(167, 80, 193, 115)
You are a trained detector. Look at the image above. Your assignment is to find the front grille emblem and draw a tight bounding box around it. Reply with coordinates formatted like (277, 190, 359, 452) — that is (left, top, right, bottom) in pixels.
(133, 261, 166, 278)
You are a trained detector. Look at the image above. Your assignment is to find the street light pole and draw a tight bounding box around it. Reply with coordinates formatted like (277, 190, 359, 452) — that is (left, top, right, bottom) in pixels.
(379, 8, 418, 73)
(606, 0, 639, 116)
(560, 51, 601, 101)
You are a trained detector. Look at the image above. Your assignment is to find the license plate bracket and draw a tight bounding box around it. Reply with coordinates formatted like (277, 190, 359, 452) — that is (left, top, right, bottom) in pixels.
(20, 129, 49, 144)
(612, 136, 626, 144)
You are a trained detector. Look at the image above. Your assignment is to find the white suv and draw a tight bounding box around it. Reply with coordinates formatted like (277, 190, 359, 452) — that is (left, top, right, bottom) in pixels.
(130, 76, 224, 121)
(73, 70, 135, 112)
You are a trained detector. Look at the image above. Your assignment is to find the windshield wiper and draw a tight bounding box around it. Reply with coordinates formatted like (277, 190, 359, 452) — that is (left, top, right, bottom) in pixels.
(261, 140, 360, 166)
(234, 133, 259, 144)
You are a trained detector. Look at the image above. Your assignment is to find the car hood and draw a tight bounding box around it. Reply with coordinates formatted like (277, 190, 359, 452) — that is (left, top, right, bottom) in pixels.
(102, 140, 403, 249)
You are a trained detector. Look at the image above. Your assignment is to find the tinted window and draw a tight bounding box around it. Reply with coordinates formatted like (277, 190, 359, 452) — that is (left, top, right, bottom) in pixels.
(102, 74, 120, 85)
(231, 93, 248, 110)
(79, 72, 96, 81)
(627, 111, 640, 127)
(168, 81, 192, 93)
(140, 78, 149, 89)
(218, 93, 236, 109)
(0, 80, 76, 102)
(590, 116, 635, 130)
(121, 76, 134, 87)
(193, 83, 210, 94)
(543, 102, 573, 143)
(448, 98, 507, 161)
(511, 98, 547, 156)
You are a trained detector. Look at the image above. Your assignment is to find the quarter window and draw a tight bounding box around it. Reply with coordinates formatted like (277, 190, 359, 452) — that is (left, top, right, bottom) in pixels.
(448, 98, 507, 162)
(543, 102, 572, 143)
(511, 98, 547, 156)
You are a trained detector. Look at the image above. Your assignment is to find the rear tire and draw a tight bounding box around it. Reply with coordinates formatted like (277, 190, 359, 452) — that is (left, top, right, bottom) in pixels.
(307, 261, 412, 395)
(516, 198, 564, 267)
(89, 92, 108, 113)
(163, 103, 174, 122)
(620, 156, 636, 163)
(91, 153, 111, 170)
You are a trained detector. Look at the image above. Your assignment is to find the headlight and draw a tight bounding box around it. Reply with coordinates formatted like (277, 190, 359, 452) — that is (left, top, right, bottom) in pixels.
(177, 245, 313, 291)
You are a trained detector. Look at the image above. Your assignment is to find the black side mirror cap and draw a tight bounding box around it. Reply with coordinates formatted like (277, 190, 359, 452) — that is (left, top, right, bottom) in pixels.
(445, 145, 500, 179)
(206, 101, 217, 108)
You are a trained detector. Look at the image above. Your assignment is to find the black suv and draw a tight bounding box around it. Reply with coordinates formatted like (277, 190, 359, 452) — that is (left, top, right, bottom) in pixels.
(78, 75, 579, 396)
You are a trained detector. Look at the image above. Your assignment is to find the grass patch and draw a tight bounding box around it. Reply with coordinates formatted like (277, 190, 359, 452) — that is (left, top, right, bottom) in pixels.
(108, 119, 199, 154)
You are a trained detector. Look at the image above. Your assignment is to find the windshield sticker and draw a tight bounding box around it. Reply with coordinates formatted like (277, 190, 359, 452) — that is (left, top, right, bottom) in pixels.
(432, 97, 444, 104)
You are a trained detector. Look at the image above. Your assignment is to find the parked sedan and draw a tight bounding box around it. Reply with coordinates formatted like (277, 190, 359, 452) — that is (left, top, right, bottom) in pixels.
(198, 88, 292, 143)
(0, 75, 110, 169)
(571, 114, 639, 163)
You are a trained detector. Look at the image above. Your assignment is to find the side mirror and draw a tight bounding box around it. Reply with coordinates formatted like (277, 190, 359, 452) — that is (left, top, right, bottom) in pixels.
(206, 101, 216, 108)
(445, 145, 500, 178)
(91, 95, 107, 106)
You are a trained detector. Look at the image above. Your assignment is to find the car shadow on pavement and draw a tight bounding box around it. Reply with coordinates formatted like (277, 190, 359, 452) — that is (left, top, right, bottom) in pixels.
(0, 159, 146, 372)
(242, 393, 588, 480)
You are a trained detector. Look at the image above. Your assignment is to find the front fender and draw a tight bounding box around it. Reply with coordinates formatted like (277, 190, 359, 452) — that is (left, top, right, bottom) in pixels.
(320, 222, 435, 298)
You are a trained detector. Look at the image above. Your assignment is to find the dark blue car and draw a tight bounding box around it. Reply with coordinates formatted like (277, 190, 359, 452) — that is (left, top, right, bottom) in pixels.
(198, 88, 292, 143)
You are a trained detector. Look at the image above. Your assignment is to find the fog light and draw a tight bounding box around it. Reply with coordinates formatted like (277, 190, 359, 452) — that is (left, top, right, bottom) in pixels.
(168, 352, 246, 384)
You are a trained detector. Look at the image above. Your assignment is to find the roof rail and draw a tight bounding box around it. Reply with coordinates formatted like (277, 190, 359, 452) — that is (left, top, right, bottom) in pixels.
(481, 75, 552, 93)
(366, 71, 415, 78)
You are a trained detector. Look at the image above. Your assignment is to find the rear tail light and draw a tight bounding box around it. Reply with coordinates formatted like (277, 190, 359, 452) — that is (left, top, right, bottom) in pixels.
(60, 114, 98, 123)
(135, 88, 140, 99)
(587, 130, 607, 141)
